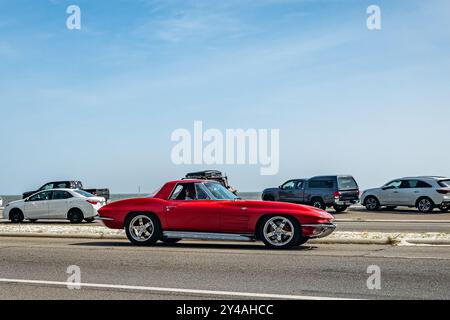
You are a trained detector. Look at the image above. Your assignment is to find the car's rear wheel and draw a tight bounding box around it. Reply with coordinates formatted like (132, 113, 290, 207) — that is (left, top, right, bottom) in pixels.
(259, 216, 300, 249)
(439, 204, 449, 213)
(364, 196, 380, 211)
(125, 213, 161, 246)
(416, 198, 435, 213)
(311, 198, 326, 210)
(68, 209, 84, 224)
(333, 205, 349, 213)
(10, 209, 24, 224)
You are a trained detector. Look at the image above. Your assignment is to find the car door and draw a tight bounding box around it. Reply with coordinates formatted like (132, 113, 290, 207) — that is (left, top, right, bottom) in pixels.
(408, 180, 433, 206)
(278, 181, 297, 202)
(24, 191, 51, 219)
(164, 183, 220, 232)
(380, 180, 402, 205)
(48, 190, 72, 219)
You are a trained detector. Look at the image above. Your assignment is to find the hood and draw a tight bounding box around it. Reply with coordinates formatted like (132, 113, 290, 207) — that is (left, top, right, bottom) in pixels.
(238, 200, 334, 220)
(362, 187, 381, 194)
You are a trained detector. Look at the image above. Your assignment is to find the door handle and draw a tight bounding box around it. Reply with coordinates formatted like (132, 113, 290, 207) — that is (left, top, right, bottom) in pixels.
(166, 206, 177, 212)
(240, 207, 248, 211)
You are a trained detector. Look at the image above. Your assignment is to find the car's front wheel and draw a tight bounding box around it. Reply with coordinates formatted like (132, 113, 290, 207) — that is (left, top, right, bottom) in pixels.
(364, 196, 380, 211)
(125, 213, 161, 246)
(259, 216, 300, 249)
(10, 209, 24, 224)
(311, 198, 326, 210)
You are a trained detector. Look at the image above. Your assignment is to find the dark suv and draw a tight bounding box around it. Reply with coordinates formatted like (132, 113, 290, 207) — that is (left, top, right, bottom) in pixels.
(262, 175, 360, 212)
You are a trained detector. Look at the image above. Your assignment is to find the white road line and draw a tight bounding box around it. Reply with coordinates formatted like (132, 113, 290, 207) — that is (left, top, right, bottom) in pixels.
(0, 278, 355, 300)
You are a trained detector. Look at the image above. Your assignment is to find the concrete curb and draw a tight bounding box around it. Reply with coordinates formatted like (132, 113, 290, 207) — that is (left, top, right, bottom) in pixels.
(1, 232, 449, 246)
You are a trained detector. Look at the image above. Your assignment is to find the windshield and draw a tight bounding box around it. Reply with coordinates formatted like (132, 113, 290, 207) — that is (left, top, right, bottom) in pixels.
(439, 180, 450, 188)
(338, 177, 358, 190)
(203, 182, 238, 200)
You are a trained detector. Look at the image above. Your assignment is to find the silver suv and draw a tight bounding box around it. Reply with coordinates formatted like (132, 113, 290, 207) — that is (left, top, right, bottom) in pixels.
(361, 176, 450, 213)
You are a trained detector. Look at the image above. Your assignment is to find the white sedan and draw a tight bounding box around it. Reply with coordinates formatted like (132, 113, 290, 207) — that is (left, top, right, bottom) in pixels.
(3, 189, 106, 223)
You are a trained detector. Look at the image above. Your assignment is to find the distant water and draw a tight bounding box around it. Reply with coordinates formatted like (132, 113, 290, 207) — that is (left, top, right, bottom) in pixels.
(0, 192, 262, 207)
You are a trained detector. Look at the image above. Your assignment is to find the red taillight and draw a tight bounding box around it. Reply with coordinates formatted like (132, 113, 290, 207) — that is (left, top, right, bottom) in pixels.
(357, 190, 360, 197)
(333, 191, 341, 198)
(436, 189, 450, 194)
(87, 200, 99, 205)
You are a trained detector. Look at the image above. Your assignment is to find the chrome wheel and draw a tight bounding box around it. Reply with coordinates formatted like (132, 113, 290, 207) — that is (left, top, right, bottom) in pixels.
(418, 199, 433, 213)
(129, 215, 154, 242)
(263, 216, 294, 247)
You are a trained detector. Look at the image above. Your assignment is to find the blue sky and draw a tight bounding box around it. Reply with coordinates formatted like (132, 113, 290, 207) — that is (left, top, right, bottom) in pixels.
(1, 0, 450, 194)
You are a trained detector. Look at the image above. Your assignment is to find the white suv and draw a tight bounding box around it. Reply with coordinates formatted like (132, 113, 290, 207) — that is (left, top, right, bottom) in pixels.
(361, 177, 450, 213)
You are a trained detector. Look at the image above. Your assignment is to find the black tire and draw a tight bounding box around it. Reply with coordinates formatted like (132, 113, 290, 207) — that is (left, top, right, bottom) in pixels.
(84, 217, 95, 223)
(416, 197, 435, 214)
(262, 195, 275, 201)
(162, 238, 181, 244)
(125, 213, 161, 246)
(258, 216, 301, 249)
(311, 198, 326, 210)
(364, 196, 380, 211)
(333, 205, 349, 213)
(439, 204, 449, 213)
(29, 219, 38, 223)
(68, 208, 84, 224)
(10, 209, 24, 224)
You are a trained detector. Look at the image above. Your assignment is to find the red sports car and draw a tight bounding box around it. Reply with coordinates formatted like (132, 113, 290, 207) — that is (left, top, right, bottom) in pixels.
(98, 180, 336, 249)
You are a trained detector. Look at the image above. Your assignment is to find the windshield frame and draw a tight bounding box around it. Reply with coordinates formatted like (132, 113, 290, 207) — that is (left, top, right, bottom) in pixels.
(201, 182, 239, 201)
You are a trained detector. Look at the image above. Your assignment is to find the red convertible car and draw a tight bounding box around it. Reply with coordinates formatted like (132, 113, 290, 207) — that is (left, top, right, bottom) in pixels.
(98, 180, 336, 249)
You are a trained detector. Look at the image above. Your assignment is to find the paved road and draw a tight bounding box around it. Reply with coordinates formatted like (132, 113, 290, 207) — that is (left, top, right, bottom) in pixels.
(336, 221, 450, 233)
(0, 237, 448, 300)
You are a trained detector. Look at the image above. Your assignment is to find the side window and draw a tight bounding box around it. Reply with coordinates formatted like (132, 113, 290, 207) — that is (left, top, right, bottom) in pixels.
(415, 180, 432, 188)
(54, 182, 70, 189)
(296, 181, 304, 189)
(29, 191, 52, 202)
(52, 191, 73, 200)
(42, 183, 54, 191)
(169, 183, 197, 201)
(282, 181, 296, 190)
(400, 180, 412, 188)
(309, 180, 334, 189)
(384, 180, 401, 189)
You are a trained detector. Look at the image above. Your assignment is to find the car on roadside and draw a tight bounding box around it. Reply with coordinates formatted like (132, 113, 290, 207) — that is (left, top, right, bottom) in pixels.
(262, 175, 360, 213)
(22, 181, 110, 201)
(361, 176, 450, 213)
(98, 179, 336, 249)
(0, 197, 3, 208)
(3, 189, 106, 223)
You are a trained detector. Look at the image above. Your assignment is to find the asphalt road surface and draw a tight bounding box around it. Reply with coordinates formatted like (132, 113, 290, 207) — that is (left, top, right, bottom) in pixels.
(0, 237, 448, 300)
